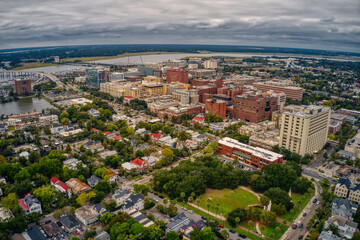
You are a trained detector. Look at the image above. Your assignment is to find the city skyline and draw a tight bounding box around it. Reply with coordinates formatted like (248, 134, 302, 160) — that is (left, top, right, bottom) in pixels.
(1, 0, 359, 52)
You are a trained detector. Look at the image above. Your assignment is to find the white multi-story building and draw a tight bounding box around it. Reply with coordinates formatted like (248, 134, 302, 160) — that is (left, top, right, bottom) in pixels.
(279, 105, 330, 156)
(39, 114, 59, 124)
(203, 59, 218, 69)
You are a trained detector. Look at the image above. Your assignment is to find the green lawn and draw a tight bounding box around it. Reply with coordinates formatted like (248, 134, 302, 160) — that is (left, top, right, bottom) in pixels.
(281, 188, 314, 222)
(261, 222, 289, 240)
(177, 201, 264, 240)
(195, 187, 259, 215)
(239, 220, 258, 233)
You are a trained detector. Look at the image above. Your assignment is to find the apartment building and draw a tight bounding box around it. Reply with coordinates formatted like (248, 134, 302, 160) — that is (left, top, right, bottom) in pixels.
(233, 90, 279, 123)
(166, 69, 189, 83)
(203, 59, 218, 69)
(279, 105, 330, 156)
(217, 137, 283, 168)
(205, 99, 226, 119)
(253, 80, 304, 101)
(15, 78, 32, 95)
(172, 89, 199, 105)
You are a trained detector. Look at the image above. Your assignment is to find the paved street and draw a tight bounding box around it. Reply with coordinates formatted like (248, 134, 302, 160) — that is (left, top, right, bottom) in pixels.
(280, 179, 321, 240)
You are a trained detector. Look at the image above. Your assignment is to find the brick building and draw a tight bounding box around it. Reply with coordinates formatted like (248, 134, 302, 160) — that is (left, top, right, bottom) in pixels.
(217, 137, 283, 168)
(166, 69, 189, 84)
(205, 99, 226, 119)
(233, 92, 279, 123)
(194, 85, 218, 103)
(253, 81, 304, 101)
(15, 78, 32, 95)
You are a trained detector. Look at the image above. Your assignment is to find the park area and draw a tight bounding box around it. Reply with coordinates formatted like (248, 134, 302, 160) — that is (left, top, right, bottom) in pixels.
(195, 187, 260, 215)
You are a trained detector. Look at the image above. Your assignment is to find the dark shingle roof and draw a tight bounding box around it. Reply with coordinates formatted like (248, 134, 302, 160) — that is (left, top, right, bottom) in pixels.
(337, 178, 352, 189)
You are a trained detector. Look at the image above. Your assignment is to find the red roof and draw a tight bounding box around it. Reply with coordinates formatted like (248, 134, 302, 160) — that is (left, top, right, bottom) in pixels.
(193, 116, 204, 121)
(112, 135, 122, 140)
(131, 158, 144, 167)
(103, 131, 111, 135)
(50, 177, 70, 191)
(149, 133, 161, 140)
(18, 199, 29, 210)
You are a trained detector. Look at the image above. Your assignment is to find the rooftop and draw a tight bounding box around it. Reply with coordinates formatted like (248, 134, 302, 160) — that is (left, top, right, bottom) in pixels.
(219, 137, 283, 162)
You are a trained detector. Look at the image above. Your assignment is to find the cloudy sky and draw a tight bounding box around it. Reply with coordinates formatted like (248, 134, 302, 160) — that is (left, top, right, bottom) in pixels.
(0, 0, 359, 52)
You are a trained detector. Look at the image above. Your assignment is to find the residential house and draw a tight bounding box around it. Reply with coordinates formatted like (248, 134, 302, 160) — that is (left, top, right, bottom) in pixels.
(324, 215, 358, 239)
(59, 215, 80, 232)
(338, 150, 357, 161)
(19, 151, 29, 160)
(99, 150, 117, 159)
(130, 158, 150, 171)
(42, 222, 61, 238)
(65, 178, 91, 194)
(135, 128, 150, 135)
(63, 158, 86, 171)
(318, 231, 342, 240)
(39, 114, 59, 124)
(87, 175, 102, 187)
(112, 188, 132, 206)
(0, 123, 9, 134)
(121, 193, 145, 213)
(142, 156, 159, 167)
(84, 141, 105, 152)
(165, 212, 190, 233)
(88, 108, 100, 117)
(158, 136, 177, 148)
(22, 227, 47, 240)
(334, 178, 360, 204)
(94, 231, 111, 240)
(0, 207, 13, 221)
(75, 203, 107, 226)
(181, 220, 207, 240)
(50, 124, 65, 135)
(18, 194, 42, 215)
(331, 198, 358, 220)
(191, 116, 205, 124)
(50, 177, 72, 198)
(149, 133, 162, 141)
(128, 209, 154, 227)
(121, 162, 138, 172)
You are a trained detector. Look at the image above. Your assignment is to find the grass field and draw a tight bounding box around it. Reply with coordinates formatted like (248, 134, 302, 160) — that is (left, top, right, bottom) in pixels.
(63, 51, 188, 63)
(11, 62, 58, 70)
(195, 187, 259, 215)
(177, 201, 264, 240)
(261, 222, 289, 240)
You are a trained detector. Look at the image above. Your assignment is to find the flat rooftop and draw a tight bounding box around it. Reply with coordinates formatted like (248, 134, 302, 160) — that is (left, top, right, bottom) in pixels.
(219, 137, 283, 162)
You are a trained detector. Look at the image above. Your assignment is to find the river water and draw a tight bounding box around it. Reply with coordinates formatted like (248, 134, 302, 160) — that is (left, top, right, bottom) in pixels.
(0, 97, 55, 116)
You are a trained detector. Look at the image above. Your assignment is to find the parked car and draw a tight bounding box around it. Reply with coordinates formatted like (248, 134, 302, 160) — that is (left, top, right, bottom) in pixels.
(159, 195, 164, 199)
(299, 223, 303, 228)
(303, 213, 307, 217)
(201, 216, 207, 220)
(293, 225, 297, 229)
(313, 199, 317, 203)
(298, 235, 303, 239)
(218, 224, 224, 228)
(229, 229, 236, 234)
(238, 233, 246, 239)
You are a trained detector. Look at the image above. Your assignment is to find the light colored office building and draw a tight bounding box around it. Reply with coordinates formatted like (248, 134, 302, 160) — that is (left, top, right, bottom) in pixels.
(203, 59, 218, 69)
(279, 105, 330, 156)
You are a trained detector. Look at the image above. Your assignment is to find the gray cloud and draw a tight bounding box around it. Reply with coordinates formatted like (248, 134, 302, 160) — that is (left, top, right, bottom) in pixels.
(0, 0, 359, 51)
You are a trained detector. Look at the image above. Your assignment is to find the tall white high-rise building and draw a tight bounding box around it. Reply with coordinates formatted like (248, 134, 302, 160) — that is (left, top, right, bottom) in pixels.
(203, 60, 218, 69)
(279, 105, 330, 156)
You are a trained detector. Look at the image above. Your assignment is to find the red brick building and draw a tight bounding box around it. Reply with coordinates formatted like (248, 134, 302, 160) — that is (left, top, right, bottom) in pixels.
(205, 99, 226, 119)
(15, 79, 32, 96)
(217, 137, 283, 169)
(194, 85, 218, 103)
(253, 82, 304, 101)
(166, 69, 189, 84)
(233, 93, 278, 123)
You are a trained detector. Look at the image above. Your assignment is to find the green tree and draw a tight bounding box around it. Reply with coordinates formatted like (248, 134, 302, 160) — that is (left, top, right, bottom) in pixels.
(221, 229, 229, 239)
(1, 193, 18, 211)
(33, 185, 57, 206)
(165, 231, 179, 240)
(76, 191, 97, 206)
